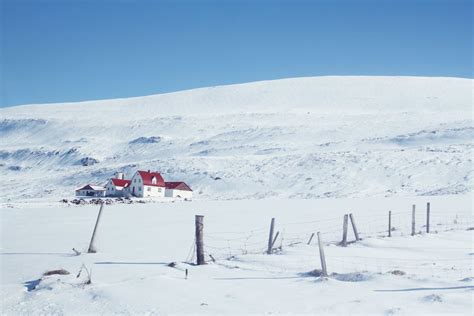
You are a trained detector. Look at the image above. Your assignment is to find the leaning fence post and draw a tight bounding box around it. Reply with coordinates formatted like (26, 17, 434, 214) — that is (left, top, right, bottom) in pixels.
(349, 213, 360, 241)
(195, 215, 205, 265)
(267, 218, 275, 254)
(411, 205, 416, 236)
(307, 232, 315, 245)
(426, 202, 430, 233)
(388, 211, 392, 237)
(87, 202, 104, 253)
(317, 232, 328, 277)
(270, 231, 280, 250)
(341, 214, 349, 246)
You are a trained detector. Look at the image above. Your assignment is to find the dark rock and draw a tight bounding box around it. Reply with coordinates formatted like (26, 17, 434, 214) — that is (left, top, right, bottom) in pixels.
(43, 269, 70, 276)
(78, 157, 99, 166)
(129, 136, 162, 144)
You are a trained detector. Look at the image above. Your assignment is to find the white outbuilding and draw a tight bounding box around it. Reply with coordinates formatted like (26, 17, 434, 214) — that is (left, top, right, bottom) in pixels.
(165, 182, 193, 199)
(105, 178, 131, 197)
(75, 184, 106, 197)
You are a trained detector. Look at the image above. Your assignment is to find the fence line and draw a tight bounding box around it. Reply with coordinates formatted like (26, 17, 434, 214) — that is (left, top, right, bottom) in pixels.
(190, 207, 473, 280)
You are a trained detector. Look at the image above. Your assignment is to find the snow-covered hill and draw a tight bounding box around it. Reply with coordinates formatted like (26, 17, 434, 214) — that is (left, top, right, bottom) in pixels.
(0, 76, 472, 201)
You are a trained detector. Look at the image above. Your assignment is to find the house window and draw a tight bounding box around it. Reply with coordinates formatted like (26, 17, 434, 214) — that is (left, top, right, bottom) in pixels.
(152, 177, 156, 184)
(138, 187, 141, 191)
(158, 188, 162, 192)
(147, 187, 151, 191)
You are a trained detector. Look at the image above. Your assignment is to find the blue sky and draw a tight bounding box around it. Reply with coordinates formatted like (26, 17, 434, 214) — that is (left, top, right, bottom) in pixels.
(1, 0, 472, 107)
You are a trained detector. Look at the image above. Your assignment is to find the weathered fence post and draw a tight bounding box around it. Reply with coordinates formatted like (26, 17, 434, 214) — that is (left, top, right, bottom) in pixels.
(388, 211, 392, 237)
(349, 213, 360, 241)
(307, 232, 315, 245)
(317, 232, 328, 277)
(341, 214, 349, 246)
(411, 205, 416, 236)
(87, 202, 104, 253)
(426, 202, 430, 233)
(271, 231, 280, 250)
(267, 218, 275, 254)
(195, 215, 205, 265)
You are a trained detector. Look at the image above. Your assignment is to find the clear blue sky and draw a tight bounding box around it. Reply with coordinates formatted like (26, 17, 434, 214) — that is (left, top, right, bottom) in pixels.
(1, 0, 472, 107)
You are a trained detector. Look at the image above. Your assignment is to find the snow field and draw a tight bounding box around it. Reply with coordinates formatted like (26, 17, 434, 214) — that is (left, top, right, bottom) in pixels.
(1, 194, 472, 314)
(0, 76, 472, 201)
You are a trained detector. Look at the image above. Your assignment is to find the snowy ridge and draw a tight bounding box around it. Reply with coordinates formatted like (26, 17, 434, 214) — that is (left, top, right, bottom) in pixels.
(0, 76, 472, 201)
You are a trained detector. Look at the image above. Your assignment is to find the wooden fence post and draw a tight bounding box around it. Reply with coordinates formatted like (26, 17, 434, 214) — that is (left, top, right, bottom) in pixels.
(426, 202, 430, 233)
(270, 231, 280, 250)
(411, 205, 416, 236)
(349, 213, 360, 241)
(341, 214, 349, 246)
(87, 203, 104, 253)
(388, 211, 392, 237)
(267, 218, 275, 254)
(195, 215, 205, 265)
(317, 232, 328, 277)
(307, 233, 315, 245)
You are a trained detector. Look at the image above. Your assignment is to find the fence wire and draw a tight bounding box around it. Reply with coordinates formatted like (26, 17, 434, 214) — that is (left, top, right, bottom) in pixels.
(189, 209, 473, 279)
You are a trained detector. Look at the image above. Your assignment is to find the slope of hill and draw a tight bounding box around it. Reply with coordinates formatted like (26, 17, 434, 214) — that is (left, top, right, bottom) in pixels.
(0, 76, 472, 202)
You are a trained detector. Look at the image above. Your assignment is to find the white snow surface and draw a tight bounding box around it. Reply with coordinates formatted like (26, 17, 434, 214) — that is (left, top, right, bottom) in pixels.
(0, 76, 472, 201)
(1, 77, 473, 315)
(0, 195, 473, 315)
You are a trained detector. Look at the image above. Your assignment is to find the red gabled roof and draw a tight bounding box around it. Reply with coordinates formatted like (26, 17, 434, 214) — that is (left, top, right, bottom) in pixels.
(111, 178, 131, 188)
(165, 182, 192, 191)
(137, 170, 165, 187)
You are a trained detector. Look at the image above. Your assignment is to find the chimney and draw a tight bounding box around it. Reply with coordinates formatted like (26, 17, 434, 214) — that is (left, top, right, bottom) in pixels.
(115, 172, 124, 179)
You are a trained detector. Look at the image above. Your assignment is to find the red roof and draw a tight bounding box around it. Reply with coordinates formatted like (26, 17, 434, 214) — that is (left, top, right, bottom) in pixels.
(111, 178, 131, 188)
(137, 170, 165, 187)
(165, 182, 192, 191)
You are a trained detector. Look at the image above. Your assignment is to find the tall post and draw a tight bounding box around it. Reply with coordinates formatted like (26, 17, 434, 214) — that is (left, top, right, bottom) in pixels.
(317, 232, 328, 277)
(341, 214, 349, 246)
(195, 215, 205, 265)
(267, 218, 275, 254)
(87, 203, 104, 253)
(426, 202, 430, 233)
(349, 213, 360, 241)
(411, 205, 416, 236)
(388, 211, 392, 237)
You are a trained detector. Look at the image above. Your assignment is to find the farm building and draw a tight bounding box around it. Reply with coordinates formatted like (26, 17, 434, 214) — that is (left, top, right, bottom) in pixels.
(165, 182, 193, 199)
(75, 170, 193, 199)
(75, 184, 106, 197)
(128, 170, 166, 198)
(105, 174, 131, 197)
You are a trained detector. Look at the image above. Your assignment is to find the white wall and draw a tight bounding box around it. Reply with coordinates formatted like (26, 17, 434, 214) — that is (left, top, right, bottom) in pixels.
(142, 185, 165, 198)
(165, 189, 193, 199)
(129, 172, 144, 197)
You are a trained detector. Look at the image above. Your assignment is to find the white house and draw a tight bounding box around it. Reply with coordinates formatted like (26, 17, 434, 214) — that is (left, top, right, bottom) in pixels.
(128, 170, 166, 198)
(165, 182, 193, 199)
(75, 184, 106, 197)
(105, 177, 131, 197)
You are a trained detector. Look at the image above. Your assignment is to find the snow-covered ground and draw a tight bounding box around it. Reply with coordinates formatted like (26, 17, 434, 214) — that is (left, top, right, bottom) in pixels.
(1, 76, 473, 314)
(1, 195, 472, 315)
(0, 76, 472, 201)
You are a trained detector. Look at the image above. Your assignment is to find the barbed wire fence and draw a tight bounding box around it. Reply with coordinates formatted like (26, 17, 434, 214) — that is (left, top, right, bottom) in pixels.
(185, 202, 474, 279)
